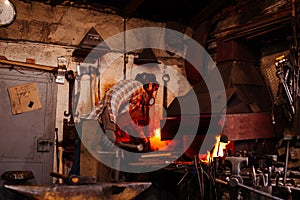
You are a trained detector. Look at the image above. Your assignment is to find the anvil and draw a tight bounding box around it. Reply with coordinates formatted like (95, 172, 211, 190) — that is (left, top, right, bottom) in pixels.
(4, 182, 151, 200)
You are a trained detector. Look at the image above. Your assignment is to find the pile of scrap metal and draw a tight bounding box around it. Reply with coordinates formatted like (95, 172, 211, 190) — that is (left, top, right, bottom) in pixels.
(160, 133, 300, 200)
(211, 136, 300, 200)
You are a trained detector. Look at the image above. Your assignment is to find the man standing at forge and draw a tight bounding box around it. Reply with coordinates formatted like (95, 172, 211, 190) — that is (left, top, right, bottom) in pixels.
(87, 72, 159, 152)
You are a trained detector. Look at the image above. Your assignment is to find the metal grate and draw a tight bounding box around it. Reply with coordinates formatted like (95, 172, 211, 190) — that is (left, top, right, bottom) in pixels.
(260, 52, 289, 106)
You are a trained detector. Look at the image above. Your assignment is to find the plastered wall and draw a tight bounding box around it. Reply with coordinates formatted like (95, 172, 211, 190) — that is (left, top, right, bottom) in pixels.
(0, 0, 192, 174)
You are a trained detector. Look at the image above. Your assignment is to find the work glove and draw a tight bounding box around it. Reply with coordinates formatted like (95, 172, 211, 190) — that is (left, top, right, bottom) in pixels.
(100, 130, 116, 149)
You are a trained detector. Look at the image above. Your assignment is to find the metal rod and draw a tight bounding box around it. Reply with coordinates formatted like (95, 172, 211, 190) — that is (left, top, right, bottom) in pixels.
(284, 140, 290, 185)
(141, 153, 171, 158)
(123, 17, 127, 80)
(194, 156, 204, 199)
(215, 178, 228, 185)
(282, 80, 295, 114)
(55, 128, 59, 174)
(177, 170, 189, 186)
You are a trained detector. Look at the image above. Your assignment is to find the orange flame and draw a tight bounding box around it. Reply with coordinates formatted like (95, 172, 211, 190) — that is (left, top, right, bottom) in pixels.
(212, 135, 229, 157)
(201, 135, 230, 163)
(200, 151, 211, 164)
(149, 128, 170, 151)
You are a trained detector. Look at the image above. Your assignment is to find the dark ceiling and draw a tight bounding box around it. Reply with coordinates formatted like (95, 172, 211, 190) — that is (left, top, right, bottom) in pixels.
(23, 0, 229, 26)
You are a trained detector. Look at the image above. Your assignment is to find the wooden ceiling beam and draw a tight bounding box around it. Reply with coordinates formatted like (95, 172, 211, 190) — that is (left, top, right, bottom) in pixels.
(210, 4, 299, 42)
(122, 0, 145, 18)
(189, 0, 229, 29)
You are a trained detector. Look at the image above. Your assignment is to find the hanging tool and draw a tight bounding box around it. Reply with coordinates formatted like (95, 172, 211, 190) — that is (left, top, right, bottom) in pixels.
(275, 57, 295, 121)
(162, 73, 170, 109)
(63, 70, 77, 153)
(55, 128, 60, 179)
(63, 70, 81, 176)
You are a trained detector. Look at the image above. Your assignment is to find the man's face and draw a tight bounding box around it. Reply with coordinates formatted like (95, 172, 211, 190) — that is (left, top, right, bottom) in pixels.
(143, 83, 159, 106)
(125, 82, 159, 127)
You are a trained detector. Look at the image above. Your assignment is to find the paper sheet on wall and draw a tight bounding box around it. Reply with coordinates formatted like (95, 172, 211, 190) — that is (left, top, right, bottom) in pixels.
(8, 82, 42, 114)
